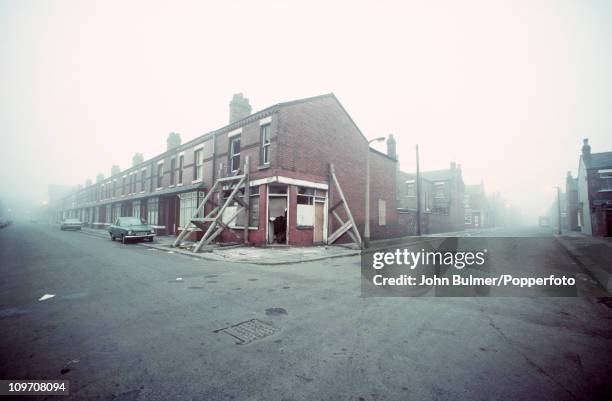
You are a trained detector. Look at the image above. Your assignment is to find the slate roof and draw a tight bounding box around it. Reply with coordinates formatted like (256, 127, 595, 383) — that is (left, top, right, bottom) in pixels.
(588, 152, 612, 169)
(398, 169, 458, 182)
(420, 169, 455, 182)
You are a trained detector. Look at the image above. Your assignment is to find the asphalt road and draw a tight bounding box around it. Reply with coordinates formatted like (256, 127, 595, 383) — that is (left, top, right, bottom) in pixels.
(0, 223, 611, 401)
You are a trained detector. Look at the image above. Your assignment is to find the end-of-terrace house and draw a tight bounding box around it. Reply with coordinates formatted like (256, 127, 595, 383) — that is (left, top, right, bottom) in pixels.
(396, 162, 465, 234)
(55, 93, 403, 246)
(576, 138, 612, 237)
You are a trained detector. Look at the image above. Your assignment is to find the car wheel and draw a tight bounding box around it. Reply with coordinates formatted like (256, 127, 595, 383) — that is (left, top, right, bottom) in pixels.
(110, 233, 115, 241)
(122, 235, 127, 244)
(148, 237, 154, 242)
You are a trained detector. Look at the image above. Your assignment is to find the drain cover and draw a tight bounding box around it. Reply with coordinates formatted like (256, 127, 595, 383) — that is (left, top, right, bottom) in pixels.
(215, 319, 278, 344)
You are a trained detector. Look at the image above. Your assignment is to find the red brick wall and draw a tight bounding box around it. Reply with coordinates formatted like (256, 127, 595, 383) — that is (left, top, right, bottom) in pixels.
(277, 95, 400, 241)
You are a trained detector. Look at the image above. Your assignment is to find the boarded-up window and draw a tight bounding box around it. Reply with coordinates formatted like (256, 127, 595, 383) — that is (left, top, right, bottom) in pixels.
(378, 199, 386, 226)
(297, 187, 315, 227)
(297, 204, 314, 226)
(222, 206, 238, 228)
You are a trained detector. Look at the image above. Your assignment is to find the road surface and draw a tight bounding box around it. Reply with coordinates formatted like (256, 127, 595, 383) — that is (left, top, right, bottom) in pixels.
(0, 224, 610, 401)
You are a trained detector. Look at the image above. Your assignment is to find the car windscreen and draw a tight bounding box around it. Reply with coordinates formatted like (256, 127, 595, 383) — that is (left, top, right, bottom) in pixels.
(120, 218, 145, 226)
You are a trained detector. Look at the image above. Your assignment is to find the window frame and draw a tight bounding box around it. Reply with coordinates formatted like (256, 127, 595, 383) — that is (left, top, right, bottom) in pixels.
(156, 162, 163, 189)
(170, 157, 176, 186)
(260, 124, 271, 166)
(178, 154, 184, 184)
(193, 149, 203, 181)
(229, 136, 241, 173)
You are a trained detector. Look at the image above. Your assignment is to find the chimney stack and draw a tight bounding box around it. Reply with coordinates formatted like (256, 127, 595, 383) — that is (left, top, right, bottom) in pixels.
(229, 93, 252, 124)
(111, 165, 120, 177)
(386, 134, 397, 160)
(581, 138, 591, 164)
(167, 132, 181, 151)
(450, 161, 457, 170)
(132, 152, 144, 166)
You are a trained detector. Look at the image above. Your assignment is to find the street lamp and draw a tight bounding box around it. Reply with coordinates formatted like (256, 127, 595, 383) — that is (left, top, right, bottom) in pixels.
(364, 136, 386, 248)
(554, 186, 562, 235)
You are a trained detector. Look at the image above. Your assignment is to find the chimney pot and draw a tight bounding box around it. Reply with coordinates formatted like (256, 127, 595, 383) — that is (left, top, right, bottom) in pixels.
(229, 93, 252, 124)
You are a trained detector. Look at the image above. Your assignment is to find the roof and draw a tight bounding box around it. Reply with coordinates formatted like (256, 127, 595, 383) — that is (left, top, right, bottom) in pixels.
(588, 152, 612, 169)
(420, 169, 455, 182)
(59, 93, 371, 204)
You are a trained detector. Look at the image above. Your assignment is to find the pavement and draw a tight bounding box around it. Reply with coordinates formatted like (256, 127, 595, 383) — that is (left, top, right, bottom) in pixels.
(555, 231, 612, 293)
(79, 226, 361, 265)
(0, 223, 611, 401)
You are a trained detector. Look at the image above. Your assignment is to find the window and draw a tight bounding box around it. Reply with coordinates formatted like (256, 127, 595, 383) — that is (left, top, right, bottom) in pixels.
(132, 201, 140, 218)
(150, 165, 155, 192)
(113, 180, 117, 197)
(297, 187, 315, 205)
(147, 198, 159, 225)
(378, 199, 386, 226)
(122, 176, 126, 196)
(297, 187, 315, 226)
(229, 136, 241, 172)
(194, 149, 203, 181)
(599, 171, 612, 191)
(170, 158, 176, 185)
(105, 204, 111, 223)
(406, 182, 415, 197)
(114, 203, 122, 220)
(248, 186, 259, 227)
(235, 186, 260, 228)
(260, 124, 270, 165)
(141, 170, 146, 191)
(156, 163, 163, 188)
(434, 182, 445, 198)
(465, 214, 472, 224)
(178, 155, 184, 184)
(179, 191, 203, 228)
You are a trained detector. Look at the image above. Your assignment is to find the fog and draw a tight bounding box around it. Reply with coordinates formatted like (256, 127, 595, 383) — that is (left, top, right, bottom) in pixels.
(1, 0, 611, 222)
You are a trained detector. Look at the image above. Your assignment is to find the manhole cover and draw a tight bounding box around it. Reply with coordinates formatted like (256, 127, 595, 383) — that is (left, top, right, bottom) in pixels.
(215, 319, 278, 344)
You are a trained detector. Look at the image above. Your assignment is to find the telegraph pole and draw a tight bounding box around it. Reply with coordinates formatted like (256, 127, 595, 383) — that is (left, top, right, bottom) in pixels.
(556, 186, 562, 235)
(416, 144, 421, 236)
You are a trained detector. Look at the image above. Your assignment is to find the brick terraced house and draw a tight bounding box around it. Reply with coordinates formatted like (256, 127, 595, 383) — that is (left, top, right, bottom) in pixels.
(53, 93, 403, 246)
(576, 138, 612, 236)
(396, 163, 465, 234)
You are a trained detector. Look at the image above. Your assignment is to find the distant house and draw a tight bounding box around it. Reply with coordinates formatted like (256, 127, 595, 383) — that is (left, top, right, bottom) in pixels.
(564, 171, 580, 231)
(576, 139, 612, 236)
(396, 163, 465, 234)
(464, 182, 486, 228)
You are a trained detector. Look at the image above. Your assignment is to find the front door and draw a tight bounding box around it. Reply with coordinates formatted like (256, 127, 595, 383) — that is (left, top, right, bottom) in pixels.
(314, 201, 325, 243)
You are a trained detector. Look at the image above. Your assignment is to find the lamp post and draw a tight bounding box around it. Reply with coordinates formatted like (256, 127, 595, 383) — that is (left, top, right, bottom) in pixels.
(364, 136, 386, 248)
(416, 144, 421, 236)
(555, 186, 562, 235)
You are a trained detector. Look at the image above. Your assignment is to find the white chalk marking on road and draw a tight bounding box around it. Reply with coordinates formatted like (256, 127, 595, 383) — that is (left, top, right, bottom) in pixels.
(176, 277, 183, 281)
(39, 294, 55, 301)
(167, 251, 175, 254)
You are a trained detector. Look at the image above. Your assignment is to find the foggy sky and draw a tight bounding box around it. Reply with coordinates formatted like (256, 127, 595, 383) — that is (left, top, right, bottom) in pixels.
(1, 0, 611, 221)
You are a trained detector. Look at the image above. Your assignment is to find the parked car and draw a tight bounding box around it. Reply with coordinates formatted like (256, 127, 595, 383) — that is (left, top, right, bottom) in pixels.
(61, 218, 83, 231)
(109, 217, 155, 244)
(0, 217, 9, 228)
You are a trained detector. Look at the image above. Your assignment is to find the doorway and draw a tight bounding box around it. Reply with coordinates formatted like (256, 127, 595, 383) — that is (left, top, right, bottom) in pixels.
(267, 184, 288, 244)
